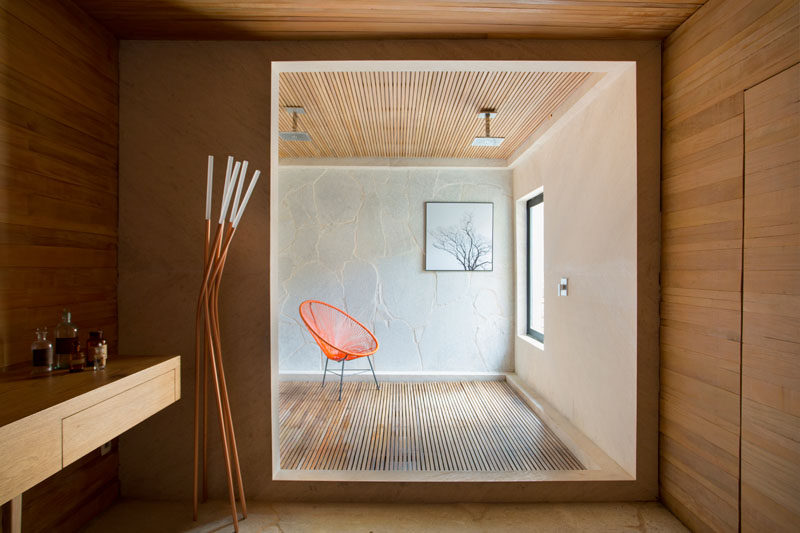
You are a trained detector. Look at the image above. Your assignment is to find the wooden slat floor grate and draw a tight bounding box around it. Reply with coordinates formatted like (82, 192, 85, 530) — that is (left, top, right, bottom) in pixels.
(279, 380, 584, 471)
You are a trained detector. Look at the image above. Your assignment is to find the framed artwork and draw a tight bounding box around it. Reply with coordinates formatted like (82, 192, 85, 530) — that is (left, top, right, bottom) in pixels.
(425, 202, 494, 271)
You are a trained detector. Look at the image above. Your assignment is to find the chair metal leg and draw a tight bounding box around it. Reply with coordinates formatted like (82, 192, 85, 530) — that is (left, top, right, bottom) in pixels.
(322, 357, 329, 387)
(367, 355, 380, 390)
(338, 359, 345, 401)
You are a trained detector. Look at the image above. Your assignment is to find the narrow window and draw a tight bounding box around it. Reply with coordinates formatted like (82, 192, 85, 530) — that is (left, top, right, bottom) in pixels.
(527, 193, 544, 342)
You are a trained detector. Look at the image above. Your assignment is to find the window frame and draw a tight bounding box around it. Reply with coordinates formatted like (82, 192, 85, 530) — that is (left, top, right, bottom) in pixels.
(526, 192, 544, 343)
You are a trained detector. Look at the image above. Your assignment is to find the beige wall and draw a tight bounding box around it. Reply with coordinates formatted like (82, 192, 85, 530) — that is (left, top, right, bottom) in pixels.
(118, 39, 660, 502)
(513, 68, 638, 475)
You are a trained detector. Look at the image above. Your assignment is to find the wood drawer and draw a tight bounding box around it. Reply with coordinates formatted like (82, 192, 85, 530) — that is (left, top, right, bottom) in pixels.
(61, 370, 176, 466)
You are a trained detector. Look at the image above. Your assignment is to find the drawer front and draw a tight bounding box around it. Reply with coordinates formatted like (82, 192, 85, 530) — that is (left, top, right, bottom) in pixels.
(0, 412, 61, 504)
(62, 370, 176, 466)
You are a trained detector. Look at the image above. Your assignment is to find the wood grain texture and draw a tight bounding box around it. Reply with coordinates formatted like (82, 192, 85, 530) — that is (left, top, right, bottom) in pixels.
(0, 3, 119, 528)
(741, 63, 799, 533)
(20, 443, 119, 533)
(280, 380, 583, 472)
(278, 70, 591, 160)
(660, 0, 799, 531)
(0, 355, 180, 505)
(62, 369, 177, 466)
(0, 408, 61, 509)
(71, 0, 703, 40)
(0, 0, 119, 368)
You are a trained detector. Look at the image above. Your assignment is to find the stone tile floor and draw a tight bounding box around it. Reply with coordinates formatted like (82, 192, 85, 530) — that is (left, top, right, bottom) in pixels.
(81, 499, 688, 532)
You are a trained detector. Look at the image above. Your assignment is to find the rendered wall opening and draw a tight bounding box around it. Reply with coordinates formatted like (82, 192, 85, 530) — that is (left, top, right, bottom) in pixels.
(270, 60, 638, 482)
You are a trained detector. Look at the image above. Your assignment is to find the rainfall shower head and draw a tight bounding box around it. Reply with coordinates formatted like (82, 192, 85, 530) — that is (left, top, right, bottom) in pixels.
(279, 131, 312, 142)
(279, 106, 312, 142)
(472, 109, 504, 147)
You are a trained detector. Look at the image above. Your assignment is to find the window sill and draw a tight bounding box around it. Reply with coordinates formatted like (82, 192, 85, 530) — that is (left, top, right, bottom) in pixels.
(518, 334, 544, 352)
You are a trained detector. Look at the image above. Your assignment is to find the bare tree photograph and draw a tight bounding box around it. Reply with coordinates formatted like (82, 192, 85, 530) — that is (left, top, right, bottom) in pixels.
(425, 202, 493, 271)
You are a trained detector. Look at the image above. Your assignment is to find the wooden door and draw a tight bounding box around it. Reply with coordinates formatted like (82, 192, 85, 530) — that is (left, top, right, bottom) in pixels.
(741, 63, 800, 532)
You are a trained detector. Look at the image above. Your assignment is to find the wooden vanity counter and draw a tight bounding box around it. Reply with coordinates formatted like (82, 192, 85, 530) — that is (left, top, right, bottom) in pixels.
(0, 355, 180, 518)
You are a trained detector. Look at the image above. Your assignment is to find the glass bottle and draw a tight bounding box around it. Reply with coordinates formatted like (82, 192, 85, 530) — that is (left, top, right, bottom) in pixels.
(69, 340, 85, 372)
(54, 309, 78, 370)
(86, 330, 107, 370)
(31, 327, 54, 374)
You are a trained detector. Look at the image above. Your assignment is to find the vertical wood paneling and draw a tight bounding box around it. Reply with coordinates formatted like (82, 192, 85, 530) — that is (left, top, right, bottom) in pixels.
(0, 0, 120, 531)
(661, 0, 799, 531)
(741, 63, 799, 533)
(0, 0, 119, 367)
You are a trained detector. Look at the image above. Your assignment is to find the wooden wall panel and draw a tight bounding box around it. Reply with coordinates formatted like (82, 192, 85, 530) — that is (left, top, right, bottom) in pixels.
(0, 0, 120, 530)
(741, 63, 799, 533)
(0, 0, 119, 367)
(660, 0, 799, 531)
(20, 441, 120, 533)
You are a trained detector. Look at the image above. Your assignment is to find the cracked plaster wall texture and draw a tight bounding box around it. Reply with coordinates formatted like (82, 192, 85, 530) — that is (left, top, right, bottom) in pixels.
(278, 166, 513, 373)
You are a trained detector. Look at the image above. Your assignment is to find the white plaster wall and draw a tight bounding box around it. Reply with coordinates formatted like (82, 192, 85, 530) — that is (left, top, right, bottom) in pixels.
(512, 68, 637, 475)
(278, 166, 513, 373)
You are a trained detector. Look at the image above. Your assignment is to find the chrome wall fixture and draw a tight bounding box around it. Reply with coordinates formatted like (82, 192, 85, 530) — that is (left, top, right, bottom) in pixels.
(558, 277, 569, 296)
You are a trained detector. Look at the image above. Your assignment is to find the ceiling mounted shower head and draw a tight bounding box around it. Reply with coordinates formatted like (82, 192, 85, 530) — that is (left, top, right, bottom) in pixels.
(279, 106, 312, 142)
(472, 109, 505, 147)
(279, 131, 312, 142)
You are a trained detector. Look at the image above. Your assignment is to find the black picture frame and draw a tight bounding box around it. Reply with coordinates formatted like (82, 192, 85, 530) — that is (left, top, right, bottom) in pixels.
(424, 201, 494, 272)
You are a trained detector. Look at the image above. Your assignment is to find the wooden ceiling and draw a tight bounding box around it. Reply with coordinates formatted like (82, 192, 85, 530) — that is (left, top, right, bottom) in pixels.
(72, 1, 704, 40)
(278, 70, 592, 160)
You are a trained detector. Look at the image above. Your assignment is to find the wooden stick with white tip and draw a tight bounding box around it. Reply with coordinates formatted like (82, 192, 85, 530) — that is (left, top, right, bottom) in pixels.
(201, 156, 232, 511)
(215, 167, 259, 496)
(193, 155, 259, 531)
(193, 154, 214, 521)
(194, 156, 240, 532)
(207, 163, 246, 519)
(205, 156, 234, 504)
(208, 161, 254, 519)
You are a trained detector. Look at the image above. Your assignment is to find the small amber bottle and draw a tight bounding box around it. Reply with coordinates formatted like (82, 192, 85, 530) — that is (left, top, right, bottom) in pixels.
(86, 331, 107, 370)
(69, 339, 85, 372)
(55, 309, 78, 370)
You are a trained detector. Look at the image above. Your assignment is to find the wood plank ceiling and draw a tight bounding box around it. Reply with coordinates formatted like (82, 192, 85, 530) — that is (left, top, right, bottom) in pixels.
(278, 70, 592, 160)
(71, 0, 704, 40)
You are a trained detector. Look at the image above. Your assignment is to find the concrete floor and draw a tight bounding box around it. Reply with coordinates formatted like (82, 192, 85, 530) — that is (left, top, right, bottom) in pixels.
(81, 499, 688, 532)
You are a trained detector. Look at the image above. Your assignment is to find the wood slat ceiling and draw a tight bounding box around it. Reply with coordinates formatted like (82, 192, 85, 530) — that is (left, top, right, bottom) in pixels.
(72, 0, 704, 40)
(278, 70, 592, 160)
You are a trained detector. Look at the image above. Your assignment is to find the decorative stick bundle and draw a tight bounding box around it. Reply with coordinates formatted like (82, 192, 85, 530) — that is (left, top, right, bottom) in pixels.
(193, 155, 260, 532)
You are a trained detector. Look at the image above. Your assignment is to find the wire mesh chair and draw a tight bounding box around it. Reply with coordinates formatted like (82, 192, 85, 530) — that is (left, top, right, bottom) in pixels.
(298, 300, 380, 401)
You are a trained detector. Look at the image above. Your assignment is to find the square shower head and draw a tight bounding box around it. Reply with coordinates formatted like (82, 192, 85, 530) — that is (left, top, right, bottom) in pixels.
(471, 136, 505, 147)
(279, 131, 312, 142)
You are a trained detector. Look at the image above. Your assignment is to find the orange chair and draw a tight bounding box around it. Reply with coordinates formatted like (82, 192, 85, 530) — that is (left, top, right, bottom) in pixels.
(299, 300, 380, 401)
